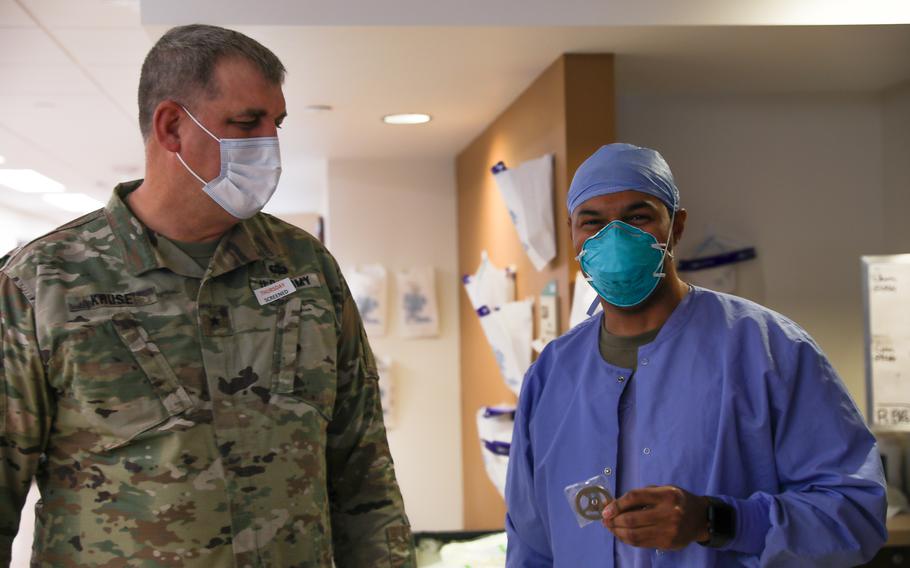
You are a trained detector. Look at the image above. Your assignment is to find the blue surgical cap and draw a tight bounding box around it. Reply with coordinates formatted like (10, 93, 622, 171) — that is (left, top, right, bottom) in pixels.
(567, 143, 679, 215)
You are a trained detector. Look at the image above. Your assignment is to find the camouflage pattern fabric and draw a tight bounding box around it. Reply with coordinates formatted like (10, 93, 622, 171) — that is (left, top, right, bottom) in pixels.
(0, 181, 416, 567)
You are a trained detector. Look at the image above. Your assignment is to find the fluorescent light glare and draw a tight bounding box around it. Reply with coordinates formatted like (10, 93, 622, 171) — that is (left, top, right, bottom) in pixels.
(0, 169, 65, 194)
(781, 0, 910, 24)
(0, 155, 6, 165)
(42, 193, 104, 213)
(383, 113, 431, 125)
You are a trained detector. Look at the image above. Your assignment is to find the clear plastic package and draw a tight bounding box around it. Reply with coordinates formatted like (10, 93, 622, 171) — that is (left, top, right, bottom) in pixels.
(564, 474, 614, 528)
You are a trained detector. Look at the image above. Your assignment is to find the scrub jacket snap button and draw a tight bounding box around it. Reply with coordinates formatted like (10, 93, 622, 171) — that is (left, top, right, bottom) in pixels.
(617, 376, 625, 383)
(643, 447, 651, 455)
(604, 467, 612, 476)
(641, 358, 649, 366)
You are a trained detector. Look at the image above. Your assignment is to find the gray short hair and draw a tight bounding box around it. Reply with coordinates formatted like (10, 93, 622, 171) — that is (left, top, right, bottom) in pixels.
(138, 24, 286, 141)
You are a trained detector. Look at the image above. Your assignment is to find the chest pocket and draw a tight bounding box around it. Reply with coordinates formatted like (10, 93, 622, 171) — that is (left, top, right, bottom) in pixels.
(272, 291, 338, 421)
(54, 312, 194, 452)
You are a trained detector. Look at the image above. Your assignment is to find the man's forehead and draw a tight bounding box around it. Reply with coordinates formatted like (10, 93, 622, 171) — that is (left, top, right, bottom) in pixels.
(573, 190, 663, 215)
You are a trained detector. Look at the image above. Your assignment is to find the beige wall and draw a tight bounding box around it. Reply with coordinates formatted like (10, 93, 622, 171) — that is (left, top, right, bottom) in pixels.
(616, 92, 887, 410)
(325, 157, 463, 531)
(883, 81, 910, 252)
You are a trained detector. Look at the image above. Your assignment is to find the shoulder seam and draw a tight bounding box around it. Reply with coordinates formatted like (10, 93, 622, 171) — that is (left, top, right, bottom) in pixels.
(0, 209, 105, 272)
(48, 208, 106, 234)
(0, 273, 36, 309)
(258, 213, 322, 243)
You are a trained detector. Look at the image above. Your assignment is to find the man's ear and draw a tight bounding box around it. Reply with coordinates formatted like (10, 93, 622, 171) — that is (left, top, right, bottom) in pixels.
(671, 208, 687, 249)
(151, 100, 185, 154)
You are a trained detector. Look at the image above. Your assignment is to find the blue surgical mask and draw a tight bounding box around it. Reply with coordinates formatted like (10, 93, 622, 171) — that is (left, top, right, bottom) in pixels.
(577, 217, 674, 308)
(175, 106, 282, 220)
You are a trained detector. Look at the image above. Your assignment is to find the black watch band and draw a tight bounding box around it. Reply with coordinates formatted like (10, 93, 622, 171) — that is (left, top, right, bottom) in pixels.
(699, 496, 735, 548)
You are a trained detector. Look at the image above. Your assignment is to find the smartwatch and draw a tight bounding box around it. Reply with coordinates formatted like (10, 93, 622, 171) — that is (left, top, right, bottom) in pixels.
(699, 496, 735, 548)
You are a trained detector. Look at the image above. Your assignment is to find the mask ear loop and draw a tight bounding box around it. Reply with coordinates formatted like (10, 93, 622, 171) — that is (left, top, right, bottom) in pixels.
(180, 105, 221, 142)
(651, 206, 678, 278)
(175, 105, 221, 186)
(586, 297, 601, 317)
(175, 152, 208, 185)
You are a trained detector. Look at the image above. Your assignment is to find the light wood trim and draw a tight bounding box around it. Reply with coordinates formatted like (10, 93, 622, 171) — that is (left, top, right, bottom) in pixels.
(456, 53, 615, 529)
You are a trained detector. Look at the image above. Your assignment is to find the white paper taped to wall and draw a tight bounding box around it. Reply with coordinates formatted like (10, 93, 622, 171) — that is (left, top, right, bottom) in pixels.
(492, 154, 557, 271)
(569, 270, 602, 329)
(347, 264, 389, 338)
(532, 279, 559, 354)
(397, 266, 440, 338)
(476, 405, 516, 498)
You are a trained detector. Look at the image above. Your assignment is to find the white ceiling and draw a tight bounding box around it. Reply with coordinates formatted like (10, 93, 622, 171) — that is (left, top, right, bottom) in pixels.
(1, 0, 909, 226)
(141, 0, 910, 26)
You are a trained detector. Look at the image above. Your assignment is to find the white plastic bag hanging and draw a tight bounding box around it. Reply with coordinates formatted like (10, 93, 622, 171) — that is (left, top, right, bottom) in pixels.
(682, 263, 736, 293)
(347, 264, 388, 338)
(477, 298, 534, 396)
(376, 355, 395, 429)
(476, 406, 516, 498)
(492, 154, 557, 271)
(678, 233, 756, 294)
(463, 250, 515, 311)
(569, 270, 602, 329)
(396, 266, 440, 338)
(463, 253, 529, 394)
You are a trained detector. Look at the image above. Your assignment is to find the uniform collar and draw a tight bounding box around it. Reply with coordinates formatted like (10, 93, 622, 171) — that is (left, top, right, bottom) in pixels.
(593, 285, 702, 356)
(209, 215, 283, 279)
(635, 285, 701, 354)
(104, 180, 284, 278)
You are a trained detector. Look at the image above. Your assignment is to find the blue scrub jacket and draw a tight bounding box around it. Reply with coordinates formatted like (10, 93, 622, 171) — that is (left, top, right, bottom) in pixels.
(505, 287, 887, 567)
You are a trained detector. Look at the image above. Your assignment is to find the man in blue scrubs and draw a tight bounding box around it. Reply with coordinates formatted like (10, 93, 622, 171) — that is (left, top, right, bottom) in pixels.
(505, 143, 887, 566)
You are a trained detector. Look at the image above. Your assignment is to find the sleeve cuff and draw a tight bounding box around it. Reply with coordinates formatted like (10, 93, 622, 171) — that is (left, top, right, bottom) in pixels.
(715, 493, 772, 555)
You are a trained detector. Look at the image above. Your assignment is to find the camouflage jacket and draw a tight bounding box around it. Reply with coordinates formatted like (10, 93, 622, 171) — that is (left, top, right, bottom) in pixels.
(0, 181, 415, 567)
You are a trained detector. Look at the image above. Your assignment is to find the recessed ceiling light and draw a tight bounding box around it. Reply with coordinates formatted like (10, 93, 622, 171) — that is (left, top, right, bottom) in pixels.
(383, 113, 431, 125)
(0, 169, 65, 194)
(41, 193, 105, 213)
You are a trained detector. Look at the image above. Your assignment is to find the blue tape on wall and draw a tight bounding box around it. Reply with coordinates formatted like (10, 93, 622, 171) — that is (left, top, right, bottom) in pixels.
(482, 440, 512, 456)
(678, 247, 757, 272)
(483, 407, 516, 419)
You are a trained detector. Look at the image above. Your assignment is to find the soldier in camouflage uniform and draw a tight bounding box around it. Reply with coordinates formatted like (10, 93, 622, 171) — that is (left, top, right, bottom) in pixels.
(0, 24, 415, 567)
